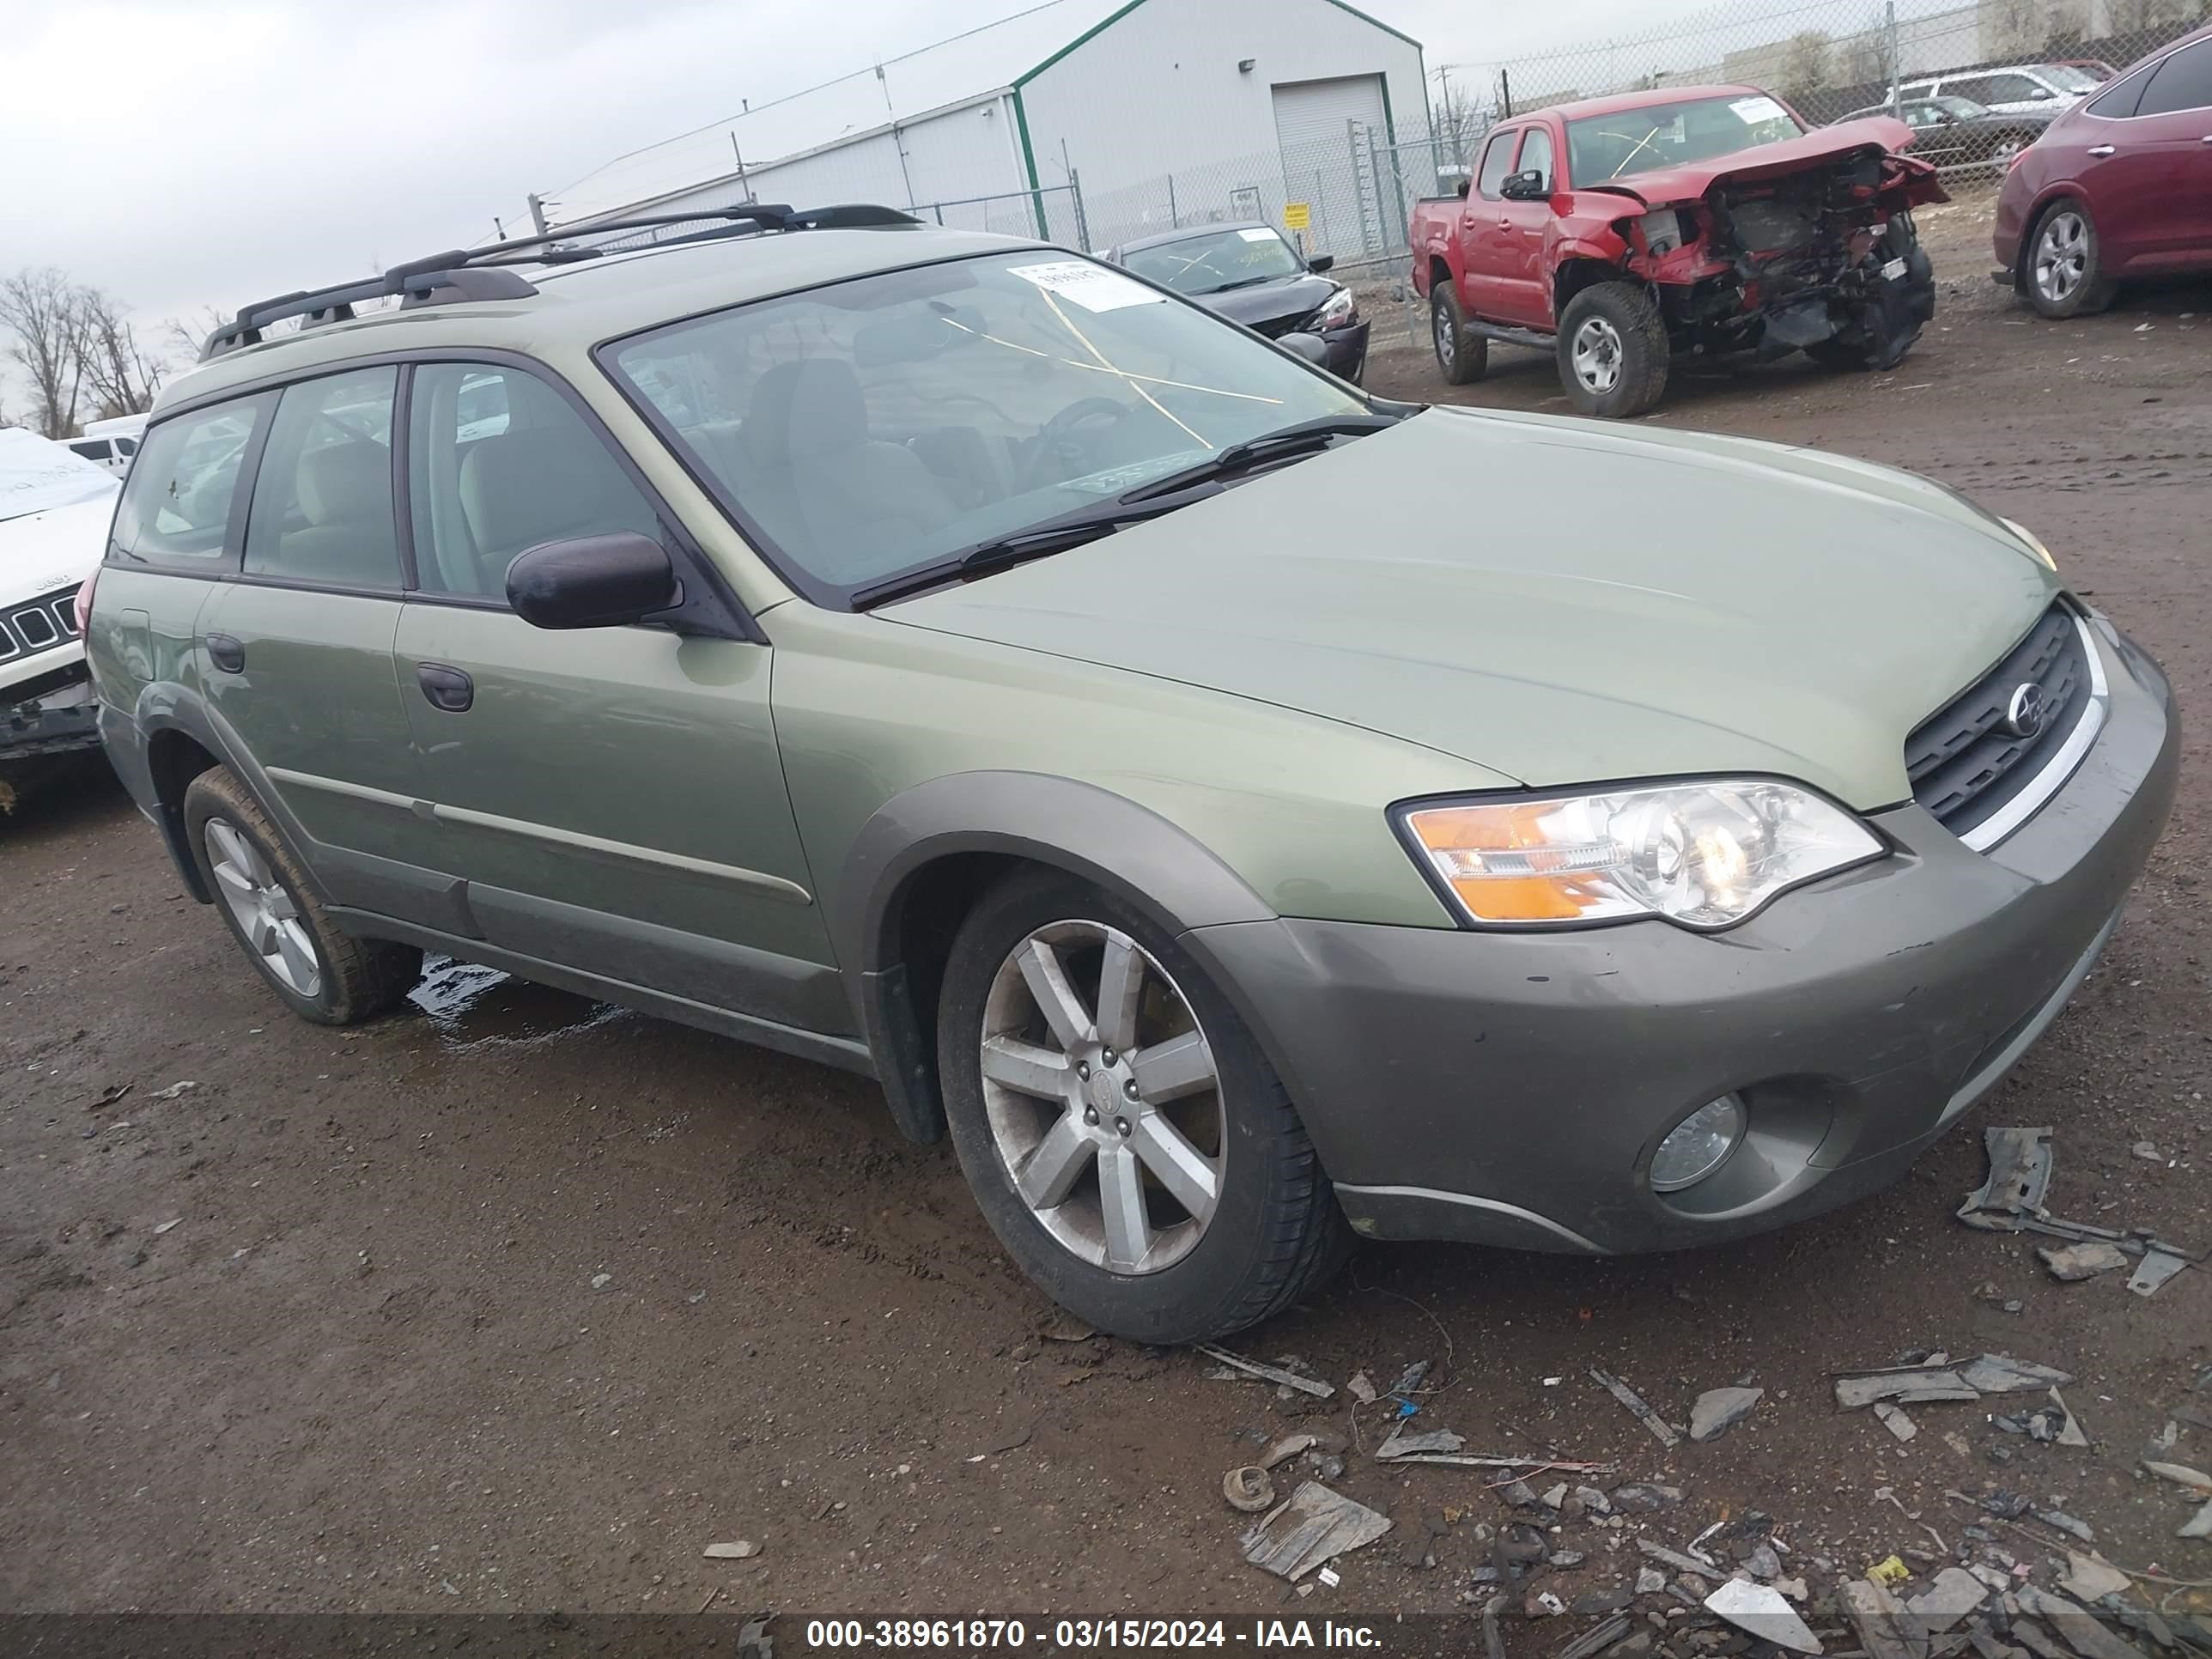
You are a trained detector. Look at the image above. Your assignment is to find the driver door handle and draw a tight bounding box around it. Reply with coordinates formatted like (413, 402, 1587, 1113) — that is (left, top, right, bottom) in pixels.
(416, 662, 474, 713)
(2087, 143, 2115, 156)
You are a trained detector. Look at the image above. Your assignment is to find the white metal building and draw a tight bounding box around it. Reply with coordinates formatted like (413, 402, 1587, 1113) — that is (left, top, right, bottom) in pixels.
(549, 0, 1425, 255)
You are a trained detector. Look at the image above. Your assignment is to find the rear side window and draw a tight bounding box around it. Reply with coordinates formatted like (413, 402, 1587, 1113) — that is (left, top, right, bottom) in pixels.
(243, 366, 403, 590)
(1475, 131, 1517, 199)
(111, 396, 270, 567)
(2088, 66, 2150, 118)
(70, 441, 110, 462)
(406, 363, 659, 600)
(2136, 40, 2212, 116)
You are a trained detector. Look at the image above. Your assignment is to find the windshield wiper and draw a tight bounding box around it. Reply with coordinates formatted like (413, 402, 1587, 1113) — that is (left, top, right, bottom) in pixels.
(1206, 275, 1279, 292)
(848, 493, 1203, 611)
(1116, 412, 1401, 504)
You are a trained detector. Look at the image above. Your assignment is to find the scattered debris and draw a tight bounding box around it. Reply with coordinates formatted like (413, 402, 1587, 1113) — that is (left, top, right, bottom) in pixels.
(1607, 1483, 1683, 1513)
(2143, 1462, 2212, 1496)
(2128, 1249, 2190, 1297)
(1388, 1359, 1432, 1398)
(589, 1273, 612, 1291)
(1196, 1345, 1334, 1398)
(152, 1218, 181, 1236)
(1956, 1127, 2053, 1228)
(2015, 1586, 2152, 1659)
(1635, 1566, 1668, 1595)
(2047, 1388, 2088, 1448)
(2131, 1140, 2164, 1163)
(1836, 1369, 1978, 1409)
(1839, 1578, 1917, 1659)
(2058, 1551, 2132, 1602)
(149, 1080, 198, 1101)
(1239, 1482, 1390, 1581)
(1040, 1316, 1096, 1342)
(1374, 1448, 1615, 1474)
(1315, 1565, 1339, 1589)
(1906, 1566, 1987, 1632)
(1372, 1424, 1463, 1461)
(88, 1082, 132, 1110)
(1528, 1589, 1565, 1618)
(1346, 1370, 1377, 1404)
(1873, 1402, 1917, 1442)
(1590, 1367, 1680, 1448)
(1705, 1578, 1823, 1654)
(701, 1540, 758, 1559)
(1959, 1354, 2075, 1394)
(1634, 1539, 1715, 1582)
(1688, 1386, 1763, 1443)
(1555, 1613, 1633, 1659)
(2039, 1240, 2130, 1280)
(2182, 1500, 2212, 1540)
(2037, 1509, 2097, 1543)
(1867, 1555, 1912, 1588)
(1260, 1433, 1320, 1469)
(1224, 1467, 1276, 1514)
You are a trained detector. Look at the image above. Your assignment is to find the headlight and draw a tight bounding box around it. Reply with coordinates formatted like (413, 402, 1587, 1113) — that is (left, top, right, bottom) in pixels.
(1999, 517, 2057, 570)
(1396, 780, 1884, 930)
(1313, 287, 1358, 329)
(1637, 208, 1686, 257)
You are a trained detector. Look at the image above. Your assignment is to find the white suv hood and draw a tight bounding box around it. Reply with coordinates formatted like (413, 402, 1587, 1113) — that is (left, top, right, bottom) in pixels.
(1, 495, 116, 605)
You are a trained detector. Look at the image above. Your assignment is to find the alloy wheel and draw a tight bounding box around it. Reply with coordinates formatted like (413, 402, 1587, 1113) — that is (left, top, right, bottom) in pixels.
(1432, 305, 1455, 369)
(204, 817, 321, 997)
(1571, 316, 1625, 395)
(2034, 211, 2087, 305)
(978, 920, 1224, 1275)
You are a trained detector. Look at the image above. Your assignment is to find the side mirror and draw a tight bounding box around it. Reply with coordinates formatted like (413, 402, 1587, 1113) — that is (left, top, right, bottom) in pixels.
(1455, 179, 1473, 198)
(1500, 169, 1549, 200)
(1306, 253, 1336, 274)
(507, 532, 679, 629)
(1279, 331, 1330, 367)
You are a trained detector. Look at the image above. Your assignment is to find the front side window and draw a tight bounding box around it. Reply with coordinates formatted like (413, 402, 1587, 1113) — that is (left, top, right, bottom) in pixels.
(607, 252, 1366, 601)
(1565, 94, 1803, 184)
(1120, 227, 1305, 295)
(2136, 40, 2212, 117)
(408, 362, 659, 599)
(111, 396, 270, 566)
(1475, 131, 1517, 198)
(243, 366, 401, 589)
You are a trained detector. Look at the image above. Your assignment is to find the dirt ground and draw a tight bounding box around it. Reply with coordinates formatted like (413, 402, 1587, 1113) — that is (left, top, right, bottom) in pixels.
(3, 190, 2209, 1648)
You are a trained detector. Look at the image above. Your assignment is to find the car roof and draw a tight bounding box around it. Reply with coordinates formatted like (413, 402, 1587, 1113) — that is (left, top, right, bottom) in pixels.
(1506, 83, 1771, 123)
(154, 220, 1047, 415)
(1113, 221, 1279, 255)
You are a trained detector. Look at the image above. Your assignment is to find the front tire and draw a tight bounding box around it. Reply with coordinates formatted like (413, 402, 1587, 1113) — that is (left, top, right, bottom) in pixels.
(1557, 282, 1670, 417)
(936, 870, 1349, 1343)
(183, 767, 422, 1025)
(2026, 198, 2118, 319)
(1430, 284, 1489, 386)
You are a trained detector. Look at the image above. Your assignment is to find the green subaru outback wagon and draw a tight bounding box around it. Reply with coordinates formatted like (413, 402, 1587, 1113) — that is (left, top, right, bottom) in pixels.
(88, 204, 2177, 1342)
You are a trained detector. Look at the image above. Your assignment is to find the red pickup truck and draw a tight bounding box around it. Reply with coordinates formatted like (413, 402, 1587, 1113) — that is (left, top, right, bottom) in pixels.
(1411, 85, 1948, 416)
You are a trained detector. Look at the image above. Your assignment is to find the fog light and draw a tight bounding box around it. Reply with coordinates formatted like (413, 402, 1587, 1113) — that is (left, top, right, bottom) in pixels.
(1650, 1095, 1746, 1192)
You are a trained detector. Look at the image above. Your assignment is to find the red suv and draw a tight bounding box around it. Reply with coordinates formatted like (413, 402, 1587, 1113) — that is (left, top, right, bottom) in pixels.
(1995, 22, 2212, 316)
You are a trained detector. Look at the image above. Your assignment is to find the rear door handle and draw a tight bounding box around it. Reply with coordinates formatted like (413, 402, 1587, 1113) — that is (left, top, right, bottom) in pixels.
(2087, 143, 2116, 156)
(416, 662, 474, 713)
(205, 633, 245, 674)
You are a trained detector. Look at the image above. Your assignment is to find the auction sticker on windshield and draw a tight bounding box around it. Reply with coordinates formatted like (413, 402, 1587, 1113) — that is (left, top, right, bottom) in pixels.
(1729, 94, 1790, 124)
(1010, 261, 1164, 313)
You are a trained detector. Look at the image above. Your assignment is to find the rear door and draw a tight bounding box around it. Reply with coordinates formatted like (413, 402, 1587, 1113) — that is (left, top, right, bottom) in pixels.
(193, 364, 447, 925)
(1458, 126, 1525, 320)
(392, 358, 843, 1032)
(2094, 39, 2212, 265)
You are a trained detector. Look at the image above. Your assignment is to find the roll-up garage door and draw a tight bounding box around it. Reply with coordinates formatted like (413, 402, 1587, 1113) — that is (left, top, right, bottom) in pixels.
(1271, 74, 1389, 257)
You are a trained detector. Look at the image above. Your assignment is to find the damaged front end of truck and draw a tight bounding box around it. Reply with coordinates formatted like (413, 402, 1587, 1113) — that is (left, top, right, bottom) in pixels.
(1594, 123, 1948, 369)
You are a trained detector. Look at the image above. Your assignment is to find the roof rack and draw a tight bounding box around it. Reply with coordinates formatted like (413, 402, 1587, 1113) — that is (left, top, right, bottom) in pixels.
(198, 202, 923, 362)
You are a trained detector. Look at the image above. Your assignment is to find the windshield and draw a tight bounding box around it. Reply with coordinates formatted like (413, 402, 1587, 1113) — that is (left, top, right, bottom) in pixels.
(0, 427, 118, 524)
(607, 252, 1365, 604)
(1565, 93, 1804, 183)
(1119, 228, 1304, 295)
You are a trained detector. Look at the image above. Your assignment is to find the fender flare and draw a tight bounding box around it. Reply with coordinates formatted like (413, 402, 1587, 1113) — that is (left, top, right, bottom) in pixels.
(835, 771, 1275, 1144)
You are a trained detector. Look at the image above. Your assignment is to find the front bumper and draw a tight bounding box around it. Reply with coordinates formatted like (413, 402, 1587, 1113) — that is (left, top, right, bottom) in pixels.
(1322, 319, 1371, 384)
(1, 659, 102, 766)
(1188, 616, 2178, 1255)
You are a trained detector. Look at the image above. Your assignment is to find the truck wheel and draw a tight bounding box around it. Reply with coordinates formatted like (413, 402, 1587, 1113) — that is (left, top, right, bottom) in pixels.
(1558, 283, 1670, 417)
(183, 767, 422, 1025)
(2025, 198, 2118, 319)
(935, 868, 1350, 1343)
(1430, 286, 1488, 385)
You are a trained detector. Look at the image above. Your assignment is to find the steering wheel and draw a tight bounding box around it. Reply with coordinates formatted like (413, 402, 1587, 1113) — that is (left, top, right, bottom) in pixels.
(1019, 397, 1136, 491)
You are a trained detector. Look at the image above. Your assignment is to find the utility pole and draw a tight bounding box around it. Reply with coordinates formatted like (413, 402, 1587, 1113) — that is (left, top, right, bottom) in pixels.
(526, 193, 550, 236)
(730, 132, 752, 202)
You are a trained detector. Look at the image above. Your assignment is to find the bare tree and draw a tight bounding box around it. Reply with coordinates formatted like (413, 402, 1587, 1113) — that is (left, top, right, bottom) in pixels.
(164, 303, 230, 360)
(0, 267, 90, 439)
(1778, 30, 1836, 101)
(76, 286, 165, 419)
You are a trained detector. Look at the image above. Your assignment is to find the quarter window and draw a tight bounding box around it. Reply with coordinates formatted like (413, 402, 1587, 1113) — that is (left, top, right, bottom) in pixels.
(1475, 131, 1517, 199)
(2136, 40, 2212, 117)
(110, 396, 270, 567)
(406, 363, 659, 600)
(243, 366, 402, 589)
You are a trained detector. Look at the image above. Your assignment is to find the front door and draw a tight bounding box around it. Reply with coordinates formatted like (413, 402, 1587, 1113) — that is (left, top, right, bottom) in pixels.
(1458, 127, 1525, 321)
(392, 360, 843, 1033)
(192, 365, 448, 928)
(1492, 125, 1558, 327)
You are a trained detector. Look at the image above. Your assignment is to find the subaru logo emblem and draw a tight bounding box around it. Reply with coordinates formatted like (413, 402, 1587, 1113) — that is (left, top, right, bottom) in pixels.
(2003, 682, 2047, 739)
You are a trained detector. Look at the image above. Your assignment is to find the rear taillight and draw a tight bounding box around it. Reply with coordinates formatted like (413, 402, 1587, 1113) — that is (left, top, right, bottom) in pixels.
(73, 565, 99, 634)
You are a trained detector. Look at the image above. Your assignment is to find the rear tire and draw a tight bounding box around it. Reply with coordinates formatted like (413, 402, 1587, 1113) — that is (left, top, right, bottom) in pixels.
(1557, 282, 1670, 417)
(183, 767, 422, 1025)
(2024, 197, 2118, 319)
(1430, 284, 1489, 386)
(935, 868, 1350, 1343)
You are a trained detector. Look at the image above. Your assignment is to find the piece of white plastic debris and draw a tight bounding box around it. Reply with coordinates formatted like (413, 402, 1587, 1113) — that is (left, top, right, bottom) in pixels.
(1346, 1370, 1377, 1403)
(1316, 1566, 1340, 1588)
(1705, 1578, 1823, 1653)
(153, 1218, 182, 1235)
(702, 1540, 757, 1559)
(590, 1273, 612, 1290)
(150, 1081, 198, 1101)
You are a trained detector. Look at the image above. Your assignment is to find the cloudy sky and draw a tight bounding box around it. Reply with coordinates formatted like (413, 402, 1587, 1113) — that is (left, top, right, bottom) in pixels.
(3, 0, 1671, 372)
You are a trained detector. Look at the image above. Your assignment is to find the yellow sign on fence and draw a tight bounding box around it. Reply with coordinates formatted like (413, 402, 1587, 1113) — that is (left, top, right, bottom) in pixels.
(1283, 201, 1311, 231)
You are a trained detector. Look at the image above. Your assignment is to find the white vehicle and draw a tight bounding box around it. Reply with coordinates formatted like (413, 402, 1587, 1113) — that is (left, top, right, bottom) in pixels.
(1, 428, 119, 800)
(1897, 63, 2096, 116)
(66, 413, 149, 477)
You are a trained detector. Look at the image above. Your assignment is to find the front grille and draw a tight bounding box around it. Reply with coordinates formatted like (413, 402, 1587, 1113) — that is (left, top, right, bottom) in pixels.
(1250, 311, 1318, 339)
(1905, 604, 2091, 840)
(0, 586, 81, 663)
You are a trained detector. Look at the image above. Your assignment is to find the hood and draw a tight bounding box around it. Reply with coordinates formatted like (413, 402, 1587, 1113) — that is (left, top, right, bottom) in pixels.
(0, 427, 118, 524)
(1192, 271, 1340, 328)
(886, 408, 2058, 811)
(1583, 116, 1937, 205)
(0, 495, 116, 601)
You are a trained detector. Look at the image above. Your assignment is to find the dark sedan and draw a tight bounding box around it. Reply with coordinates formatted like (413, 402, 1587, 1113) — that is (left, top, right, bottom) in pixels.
(1839, 94, 2052, 171)
(1107, 222, 1370, 383)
